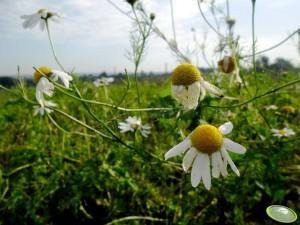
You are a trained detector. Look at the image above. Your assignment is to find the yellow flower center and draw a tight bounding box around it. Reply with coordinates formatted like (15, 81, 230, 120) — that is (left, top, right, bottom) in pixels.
(278, 129, 286, 136)
(281, 105, 296, 114)
(190, 124, 223, 154)
(218, 56, 236, 74)
(171, 63, 201, 86)
(33, 66, 53, 83)
(38, 9, 47, 14)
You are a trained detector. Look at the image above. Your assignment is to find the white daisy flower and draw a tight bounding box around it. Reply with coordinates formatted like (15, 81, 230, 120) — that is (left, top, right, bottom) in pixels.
(118, 116, 151, 137)
(21, 9, 59, 31)
(271, 128, 295, 138)
(265, 105, 278, 110)
(33, 100, 57, 116)
(165, 122, 246, 190)
(93, 77, 114, 87)
(171, 63, 223, 110)
(34, 66, 72, 104)
(218, 56, 242, 84)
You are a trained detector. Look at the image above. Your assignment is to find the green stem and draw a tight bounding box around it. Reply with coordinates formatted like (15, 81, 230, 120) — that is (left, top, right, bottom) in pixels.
(205, 78, 300, 109)
(197, 0, 224, 38)
(105, 216, 164, 225)
(45, 20, 66, 72)
(71, 82, 134, 150)
(251, 0, 258, 95)
(241, 28, 300, 58)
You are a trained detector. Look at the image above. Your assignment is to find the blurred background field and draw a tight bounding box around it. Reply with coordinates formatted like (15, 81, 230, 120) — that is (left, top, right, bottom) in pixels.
(0, 70, 299, 225)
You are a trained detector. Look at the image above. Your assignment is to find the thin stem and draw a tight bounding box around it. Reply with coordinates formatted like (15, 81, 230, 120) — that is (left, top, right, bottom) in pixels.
(241, 28, 300, 58)
(197, 0, 224, 38)
(47, 113, 97, 138)
(105, 216, 164, 225)
(205, 78, 300, 109)
(54, 82, 174, 112)
(170, 0, 177, 43)
(45, 20, 66, 72)
(51, 107, 113, 139)
(251, 0, 258, 95)
(71, 82, 134, 150)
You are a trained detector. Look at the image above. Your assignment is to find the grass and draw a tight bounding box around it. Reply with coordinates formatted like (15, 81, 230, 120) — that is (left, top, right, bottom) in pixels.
(0, 71, 299, 225)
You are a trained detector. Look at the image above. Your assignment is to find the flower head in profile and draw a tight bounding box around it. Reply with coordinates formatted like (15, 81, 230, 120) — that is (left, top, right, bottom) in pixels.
(218, 56, 242, 84)
(21, 9, 59, 31)
(165, 122, 246, 190)
(118, 116, 151, 137)
(271, 127, 295, 138)
(171, 63, 223, 110)
(34, 66, 72, 105)
(93, 77, 114, 87)
(33, 100, 57, 116)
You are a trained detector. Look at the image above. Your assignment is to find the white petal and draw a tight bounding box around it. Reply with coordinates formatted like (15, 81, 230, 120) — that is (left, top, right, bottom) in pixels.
(224, 138, 246, 154)
(211, 152, 220, 178)
(35, 89, 45, 106)
(164, 138, 191, 160)
(182, 148, 197, 172)
(216, 151, 228, 177)
(191, 153, 202, 187)
(185, 82, 201, 109)
(218, 122, 233, 135)
(199, 84, 206, 101)
(200, 153, 211, 190)
(52, 70, 73, 88)
(221, 149, 240, 176)
(201, 80, 223, 97)
(39, 20, 46, 31)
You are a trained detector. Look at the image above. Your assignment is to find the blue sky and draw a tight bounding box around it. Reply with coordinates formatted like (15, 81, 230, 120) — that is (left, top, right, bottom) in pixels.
(0, 0, 299, 76)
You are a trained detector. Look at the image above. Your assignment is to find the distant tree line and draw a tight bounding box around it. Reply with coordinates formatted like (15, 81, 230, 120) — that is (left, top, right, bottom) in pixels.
(0, 57, 299, 87)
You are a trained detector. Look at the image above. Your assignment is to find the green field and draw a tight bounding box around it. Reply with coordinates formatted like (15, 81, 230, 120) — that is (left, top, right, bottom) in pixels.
(0, 71, 299, 225)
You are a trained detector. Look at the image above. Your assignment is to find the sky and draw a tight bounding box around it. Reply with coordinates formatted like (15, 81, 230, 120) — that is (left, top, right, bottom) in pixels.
(0, 0, 299, 76)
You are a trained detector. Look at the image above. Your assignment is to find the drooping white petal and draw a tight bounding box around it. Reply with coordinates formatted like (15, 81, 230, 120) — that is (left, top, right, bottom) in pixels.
(219, 122, 233, 135)
(52, 70, 73, 88)
(200, 153, 211, 190)
(216, 151, 228, 177)
(182, 148, 197, 172)
(39, 20, 46, 31)
(35, 89, 45, 106)
(164, 138, 191, 160)
(221, 149, 240, 176)
(199, 84, 206, 101)
(172, 82, 200, 110)
(211, 152, 220, 178)
(201, 80, 223, 97)
(223, 138, 246, 154)
(21, 14, 40, 29)
(186, 82, 201, 109)
(191, 153, 202, 187)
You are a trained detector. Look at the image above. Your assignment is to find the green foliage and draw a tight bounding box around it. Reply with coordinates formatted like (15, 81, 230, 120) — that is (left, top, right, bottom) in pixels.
(0, 73, 299, 225)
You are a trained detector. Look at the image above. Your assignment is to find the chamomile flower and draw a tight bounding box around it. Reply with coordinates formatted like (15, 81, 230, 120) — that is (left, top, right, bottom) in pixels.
(34, 66, 72, 104)
(21, 9, 59, 31)
(265, 105, 278, 111)
(165, 122, 246, 190)
(271, 128, 295, 138)
(33, 100, 56, 116)
(118, 116, 151, 137)
(171, 63, 223, 110)
(218, 55, 242, 84)
(93, 77, 114, 87)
